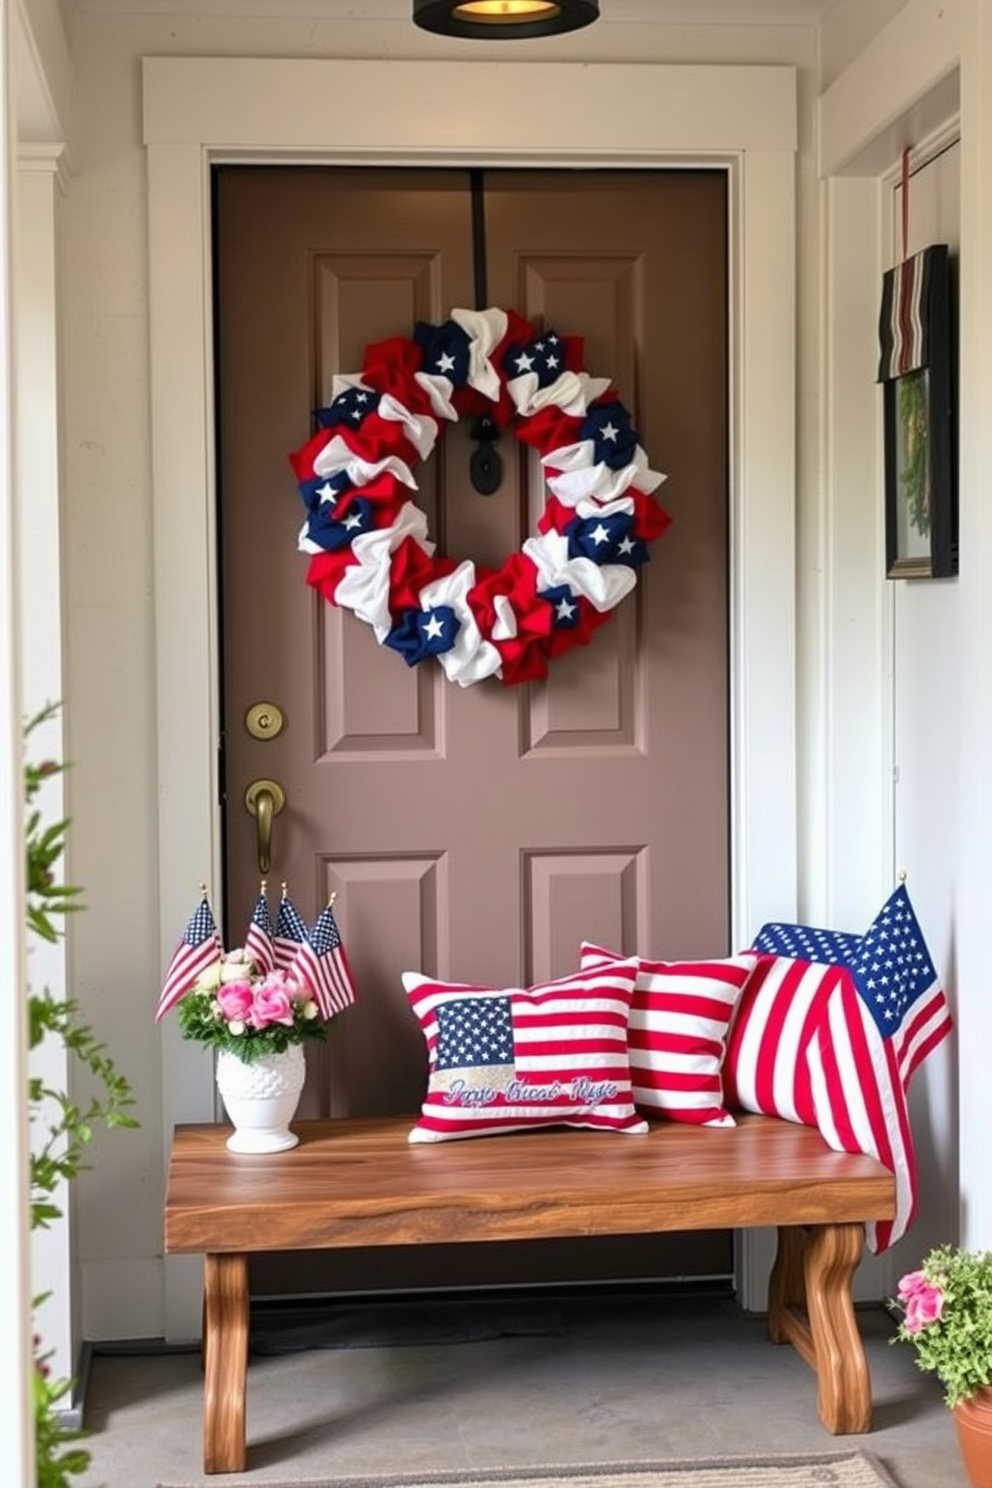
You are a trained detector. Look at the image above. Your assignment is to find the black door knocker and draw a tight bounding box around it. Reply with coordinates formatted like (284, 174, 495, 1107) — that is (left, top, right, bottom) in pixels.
(469, 414, 503, 495)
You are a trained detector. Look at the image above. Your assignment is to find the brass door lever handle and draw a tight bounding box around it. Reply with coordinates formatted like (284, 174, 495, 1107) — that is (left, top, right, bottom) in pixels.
(244, 779, 286, 876)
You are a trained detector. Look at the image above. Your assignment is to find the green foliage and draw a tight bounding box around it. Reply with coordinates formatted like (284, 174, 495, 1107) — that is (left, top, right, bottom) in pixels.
(26, 703, 138, 1484)
(26, 705, 138, 1226)
(24, 706, 83, 944)
(28, 991, 138, 1231)
(33, 1345, 90, 1488)
(175, 974, 328, 1063)
(890, 1244, 992, 1408)
(897, 370, 932, 539)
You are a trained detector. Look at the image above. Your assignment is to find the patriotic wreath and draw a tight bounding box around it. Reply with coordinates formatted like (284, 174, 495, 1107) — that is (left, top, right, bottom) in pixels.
(289, 306, 671, 687)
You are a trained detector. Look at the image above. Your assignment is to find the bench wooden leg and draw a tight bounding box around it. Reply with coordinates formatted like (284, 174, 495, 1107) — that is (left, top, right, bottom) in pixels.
(768, 1222, 871, 1435)
(202, 1252, 249, 1473)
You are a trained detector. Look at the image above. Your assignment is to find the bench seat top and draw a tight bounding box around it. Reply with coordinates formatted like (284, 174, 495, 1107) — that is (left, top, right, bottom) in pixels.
(165, 1113, 896, 1255)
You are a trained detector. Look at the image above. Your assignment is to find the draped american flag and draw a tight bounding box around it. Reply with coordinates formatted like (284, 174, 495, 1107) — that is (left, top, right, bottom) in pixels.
(293, 899, 359, 1019)
(724, 883, 952, 1252)
(155, 892, 222, 1023)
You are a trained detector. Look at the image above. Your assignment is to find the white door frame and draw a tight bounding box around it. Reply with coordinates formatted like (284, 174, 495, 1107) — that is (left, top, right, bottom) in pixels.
(142, 56, 798, 1337)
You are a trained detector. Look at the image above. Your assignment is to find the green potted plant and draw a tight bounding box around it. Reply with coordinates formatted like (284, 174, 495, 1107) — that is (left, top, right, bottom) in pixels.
(156, 885, 356, 1152)
(890, 1245, 992, 1488)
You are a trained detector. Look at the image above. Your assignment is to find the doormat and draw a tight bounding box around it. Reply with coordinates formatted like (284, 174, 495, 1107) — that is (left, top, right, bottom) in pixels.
(249, 1298, 567, 1355)
(158, 1451, 902, 1488)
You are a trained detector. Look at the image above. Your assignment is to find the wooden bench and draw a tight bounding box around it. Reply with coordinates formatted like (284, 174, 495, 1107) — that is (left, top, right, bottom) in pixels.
(164, 1113, 897, 1475)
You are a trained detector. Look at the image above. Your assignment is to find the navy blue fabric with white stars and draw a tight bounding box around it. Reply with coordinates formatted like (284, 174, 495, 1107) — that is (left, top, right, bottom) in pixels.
(385, 605, 460, 665)
(753, 884, 938, 1039)
(413, 319, 472, 388)
(502, 330, 565, 388)
(298, 470, 353, 514)
(849, 885, 939, 1036)
(540, 583, 582, 629)
(275, 894, 308, 949)
(315, 385, 376, 432)
(183, 896, 216, 948)
(566, 512, 650, 568)
(753, 921, 862, 966)
(310, 904, 342, 956)
(307, 495, 375, 552)
(435, 996, 514, 1071)
(579, 399, 641, 469)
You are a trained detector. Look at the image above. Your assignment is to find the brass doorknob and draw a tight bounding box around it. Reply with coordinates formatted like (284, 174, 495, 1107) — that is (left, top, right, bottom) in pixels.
(244, 779, 286, 875)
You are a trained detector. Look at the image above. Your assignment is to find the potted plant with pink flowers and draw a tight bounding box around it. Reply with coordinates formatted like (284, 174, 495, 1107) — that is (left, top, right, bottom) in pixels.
(175, 949, 329, 1153)
(158, 885, 359, 1153)
(891, 1245, 992, 1487)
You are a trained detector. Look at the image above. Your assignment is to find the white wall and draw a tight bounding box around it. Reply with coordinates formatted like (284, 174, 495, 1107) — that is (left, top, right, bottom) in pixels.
(952, 0, 992, 1254)
(819, 0, 908, 90)
(890, 140, 960, 1265)
(18, 151, 75, 1394)
(820, 0, 991, 1265)
(16, 0, 74, 1455)
(3, 7, 34, 1476)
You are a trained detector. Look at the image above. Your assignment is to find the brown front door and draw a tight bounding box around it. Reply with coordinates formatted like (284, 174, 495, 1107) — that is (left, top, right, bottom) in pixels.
(215, 166, 730, 1295)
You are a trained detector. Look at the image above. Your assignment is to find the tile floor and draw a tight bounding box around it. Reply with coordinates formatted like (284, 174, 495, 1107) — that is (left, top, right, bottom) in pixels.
(76, 1289, 966, 1488)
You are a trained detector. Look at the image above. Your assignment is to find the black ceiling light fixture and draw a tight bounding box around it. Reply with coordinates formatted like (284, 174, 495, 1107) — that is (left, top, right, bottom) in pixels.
(413, 0, 599, 42)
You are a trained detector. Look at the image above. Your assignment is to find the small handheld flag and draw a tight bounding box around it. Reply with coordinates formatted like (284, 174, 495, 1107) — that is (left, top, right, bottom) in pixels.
(274, 885, 309, 971)
(293, 897, 359, 1019)
(156, 889, 222, 1023)
(245, 881, 277, 974)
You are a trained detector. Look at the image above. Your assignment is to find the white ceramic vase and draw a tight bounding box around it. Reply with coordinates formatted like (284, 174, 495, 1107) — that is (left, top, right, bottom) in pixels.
(215, 1044, 306, 1153)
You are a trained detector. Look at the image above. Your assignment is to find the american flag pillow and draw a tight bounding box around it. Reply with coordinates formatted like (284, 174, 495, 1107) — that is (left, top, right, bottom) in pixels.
(403, 960, 648, 1143)
(580, 942, 758, 1126)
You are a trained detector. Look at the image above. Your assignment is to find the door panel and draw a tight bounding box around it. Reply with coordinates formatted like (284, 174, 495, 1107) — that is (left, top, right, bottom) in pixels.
(215, 166, 730, 1295)
(484, 170, 731, 960)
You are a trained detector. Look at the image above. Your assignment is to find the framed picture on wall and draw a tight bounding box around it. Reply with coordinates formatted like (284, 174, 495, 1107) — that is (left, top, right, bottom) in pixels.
(877, 243, 957, 579)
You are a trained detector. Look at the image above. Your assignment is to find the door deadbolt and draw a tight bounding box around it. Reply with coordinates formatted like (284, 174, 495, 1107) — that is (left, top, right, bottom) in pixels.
(245, 701, 286, 740)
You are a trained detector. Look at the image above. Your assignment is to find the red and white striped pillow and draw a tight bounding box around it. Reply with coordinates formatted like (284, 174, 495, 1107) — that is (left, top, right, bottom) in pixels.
(580, 942, 758, 1126)
(403, 959, 648, 1143)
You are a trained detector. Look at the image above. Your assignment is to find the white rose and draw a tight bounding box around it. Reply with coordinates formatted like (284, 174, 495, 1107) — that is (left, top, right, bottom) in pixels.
(227, 1020, 246, 1036)
(220, 950, 253, 984)
(194, 961, 223, 992)
(301, 1000, 319, 1021)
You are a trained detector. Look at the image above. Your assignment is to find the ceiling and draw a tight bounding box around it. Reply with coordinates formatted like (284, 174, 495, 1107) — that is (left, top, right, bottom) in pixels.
(66, 0, 844, 22)
(21, 0, 846, 144)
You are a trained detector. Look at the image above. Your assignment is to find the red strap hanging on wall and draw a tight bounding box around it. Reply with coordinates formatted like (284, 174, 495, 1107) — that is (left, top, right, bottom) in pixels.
(895, 146, 914, 376)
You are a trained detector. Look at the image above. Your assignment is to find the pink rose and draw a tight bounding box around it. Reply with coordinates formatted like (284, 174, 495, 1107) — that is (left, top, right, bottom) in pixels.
(902, 1281, 944, 1333)
(896, 1270, 929, 1300)
(258, 969, 300, 999)
(217, 981, 255, 1022)
(248, 985, 295, 1029)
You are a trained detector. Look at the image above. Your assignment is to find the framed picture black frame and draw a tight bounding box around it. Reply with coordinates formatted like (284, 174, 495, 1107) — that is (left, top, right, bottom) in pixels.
(877, 243, 957, 579)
